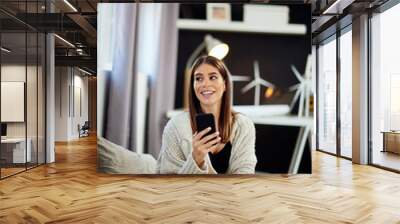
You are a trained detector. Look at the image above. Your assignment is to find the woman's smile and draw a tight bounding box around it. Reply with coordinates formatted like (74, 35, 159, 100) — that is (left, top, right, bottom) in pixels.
(200, 89, 215, 99)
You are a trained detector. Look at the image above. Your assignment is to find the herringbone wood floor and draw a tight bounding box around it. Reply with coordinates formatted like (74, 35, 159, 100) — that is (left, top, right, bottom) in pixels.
(1, 135, 400, 223)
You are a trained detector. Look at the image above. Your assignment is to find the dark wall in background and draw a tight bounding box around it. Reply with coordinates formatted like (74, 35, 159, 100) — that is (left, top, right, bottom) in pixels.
(175, 3, 311, 108)
(255, 124, 311, 173)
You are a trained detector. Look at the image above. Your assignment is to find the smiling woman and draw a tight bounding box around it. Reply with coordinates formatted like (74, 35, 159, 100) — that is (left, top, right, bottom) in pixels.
(156, 55, 257, 174)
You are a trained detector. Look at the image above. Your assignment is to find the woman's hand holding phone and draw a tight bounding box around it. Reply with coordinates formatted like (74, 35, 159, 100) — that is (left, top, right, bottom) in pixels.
(192, 127, 221, 168)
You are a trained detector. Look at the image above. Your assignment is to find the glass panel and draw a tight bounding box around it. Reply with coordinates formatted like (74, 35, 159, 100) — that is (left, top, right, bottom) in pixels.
(371, 4, 400, 171)
(339, 29, 352, 158)
(27, 31, 38, 169)
(1, 31, 27, 177)
(38, 32, 45, 165)
(317, 36, 337, 154)
(25, 0, 39, 170)
(0, 1, 46, 178)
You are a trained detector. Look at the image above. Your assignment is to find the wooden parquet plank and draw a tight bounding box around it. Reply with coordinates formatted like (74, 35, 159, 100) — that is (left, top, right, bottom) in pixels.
(1, 134, 400, 223)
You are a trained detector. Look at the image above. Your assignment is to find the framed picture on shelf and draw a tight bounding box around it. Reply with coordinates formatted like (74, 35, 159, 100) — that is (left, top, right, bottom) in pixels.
(207, 3, 231, 22)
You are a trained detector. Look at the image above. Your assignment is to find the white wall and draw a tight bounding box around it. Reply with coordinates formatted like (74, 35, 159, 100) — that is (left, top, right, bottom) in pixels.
(1, 65, 26, 136)
(1, 64, 46, 164)
(71, 73, 89, 138)
(55, 67, 68, 141)
(55, 67, 89, 141)
(1, 65, 39, 138)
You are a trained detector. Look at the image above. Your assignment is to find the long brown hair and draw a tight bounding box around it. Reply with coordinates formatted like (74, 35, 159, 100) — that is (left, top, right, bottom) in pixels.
(187, 55, 236, 143)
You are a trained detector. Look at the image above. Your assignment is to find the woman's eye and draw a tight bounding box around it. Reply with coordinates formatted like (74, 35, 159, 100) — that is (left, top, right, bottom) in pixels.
(210, 76, 217, 80)
(195, 77, 202, 81)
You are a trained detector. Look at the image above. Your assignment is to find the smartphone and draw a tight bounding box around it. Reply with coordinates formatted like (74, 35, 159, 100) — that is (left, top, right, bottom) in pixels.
(195, 113, 216, 137)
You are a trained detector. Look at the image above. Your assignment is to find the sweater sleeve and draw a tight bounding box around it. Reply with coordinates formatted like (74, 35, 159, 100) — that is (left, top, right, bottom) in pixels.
(156, 120, 213, 174)
(229, 115, 257, 174)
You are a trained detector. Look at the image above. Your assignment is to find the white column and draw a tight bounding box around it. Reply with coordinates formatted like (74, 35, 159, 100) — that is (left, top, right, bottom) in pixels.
(46, 33, 55, 163)
(352, 14, 369, 164)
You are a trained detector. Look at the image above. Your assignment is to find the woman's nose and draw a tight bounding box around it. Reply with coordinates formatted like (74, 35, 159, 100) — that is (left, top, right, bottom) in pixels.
(201, 78, 210, 87)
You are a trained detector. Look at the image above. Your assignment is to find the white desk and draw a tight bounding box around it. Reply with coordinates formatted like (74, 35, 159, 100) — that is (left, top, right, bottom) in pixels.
(166, 105, 291, 118)
(1, 138, 32, 163)
(167, 108, 313, 174)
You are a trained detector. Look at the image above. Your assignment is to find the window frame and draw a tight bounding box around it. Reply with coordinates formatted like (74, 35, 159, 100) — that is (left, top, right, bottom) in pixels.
(315, 22, 353, 161)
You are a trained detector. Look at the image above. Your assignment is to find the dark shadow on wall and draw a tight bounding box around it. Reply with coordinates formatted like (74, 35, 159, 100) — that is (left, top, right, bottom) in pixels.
(255, 125, 312, 173)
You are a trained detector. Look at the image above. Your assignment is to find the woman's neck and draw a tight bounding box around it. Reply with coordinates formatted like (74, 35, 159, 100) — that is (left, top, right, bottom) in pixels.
(200, 103, 221, 130)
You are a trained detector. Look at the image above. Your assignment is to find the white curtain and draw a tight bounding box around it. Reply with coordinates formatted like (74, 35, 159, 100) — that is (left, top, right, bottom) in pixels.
(98, 3, 179, 155)
(140, 4, 179, 157)
(103, 4, 138, 149)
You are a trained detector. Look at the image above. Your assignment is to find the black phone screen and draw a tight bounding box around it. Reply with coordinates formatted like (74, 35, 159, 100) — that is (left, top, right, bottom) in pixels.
(195, 113, 216, 136)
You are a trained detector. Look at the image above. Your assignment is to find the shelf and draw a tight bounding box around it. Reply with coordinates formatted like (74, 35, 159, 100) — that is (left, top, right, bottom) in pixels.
(167, 105, 313, 127)
(177, 19, 306, 35)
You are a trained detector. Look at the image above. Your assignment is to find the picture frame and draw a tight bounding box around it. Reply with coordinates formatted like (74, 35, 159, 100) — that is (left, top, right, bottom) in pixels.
(207, 3, 231, 22)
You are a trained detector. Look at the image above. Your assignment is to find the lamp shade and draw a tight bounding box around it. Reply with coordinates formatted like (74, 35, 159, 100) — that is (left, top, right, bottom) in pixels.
(204, 34, 229, 60)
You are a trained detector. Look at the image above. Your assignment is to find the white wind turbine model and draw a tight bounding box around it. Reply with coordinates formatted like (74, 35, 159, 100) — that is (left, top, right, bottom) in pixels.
(225, 67, 251, 99)
(241, 60, 275, 106)
(231, 75, 251, 98)
(289, 54, 312, 117)
(231, 75, 251, 82)
(227, 66, 252, 83)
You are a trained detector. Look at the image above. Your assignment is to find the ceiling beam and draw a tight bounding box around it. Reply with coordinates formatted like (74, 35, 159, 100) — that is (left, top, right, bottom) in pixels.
(322, 0, 356, 14)
(55, 55, 96, 69)
(67, 13, 97, 39)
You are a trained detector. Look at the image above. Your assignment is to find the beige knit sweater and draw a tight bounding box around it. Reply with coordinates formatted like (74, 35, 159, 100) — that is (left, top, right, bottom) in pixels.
(156, 111, 257, 174)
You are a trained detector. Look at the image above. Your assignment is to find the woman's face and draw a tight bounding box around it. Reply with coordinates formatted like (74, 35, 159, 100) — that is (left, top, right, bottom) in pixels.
(193, 63, 226, 107)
